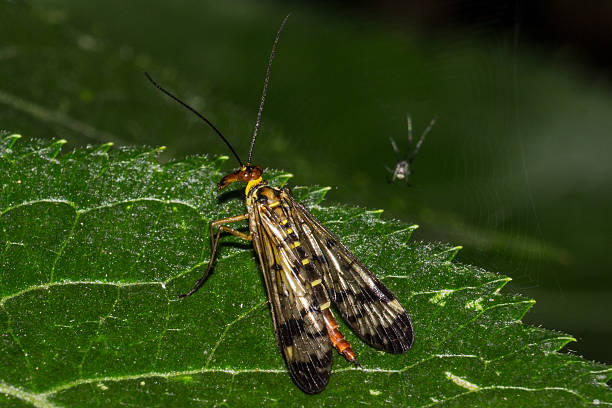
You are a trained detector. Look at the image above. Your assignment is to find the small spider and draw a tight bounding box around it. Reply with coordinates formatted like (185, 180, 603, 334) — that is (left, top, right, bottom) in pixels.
(386, 115, 436, 185)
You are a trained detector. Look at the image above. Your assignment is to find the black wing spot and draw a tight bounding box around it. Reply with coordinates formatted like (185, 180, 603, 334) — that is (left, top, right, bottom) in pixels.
(288, 353, 332, 394)
(307, 327, 328, 340)
(284, 233, 298, 243)
(356, 285, 389, 303)
(293, 259, 314, 273)
(372, 276, 397, 301)
(329, 286, 389, 304)
(312, 254, 327, 265)
(345, 308, 366, 324)
(328, 288, 350, 304)
(299, 304, 320, 318)
(362, 312, 414, 353)
(386, 312, 414, 352)
(278, 318, 305, 347)
(325, 238, 337, 249)
(295, 246, 307, 259)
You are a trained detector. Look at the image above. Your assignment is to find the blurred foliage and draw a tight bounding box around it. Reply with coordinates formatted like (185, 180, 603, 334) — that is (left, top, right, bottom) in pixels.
(0, 0, 610, 364)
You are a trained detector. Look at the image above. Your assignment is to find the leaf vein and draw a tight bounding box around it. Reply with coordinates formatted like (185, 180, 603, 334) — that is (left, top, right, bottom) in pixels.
(77, 285, 121, 376)
(0, 281, 163, 307)
(49, 210, 80, 283)
(204, 300, 267, 369)
(0, 380, 61, 408)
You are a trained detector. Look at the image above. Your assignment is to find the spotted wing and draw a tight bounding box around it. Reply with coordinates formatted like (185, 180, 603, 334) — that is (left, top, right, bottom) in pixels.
(251, 199, 332, 394)
(285, 189, 414, 354)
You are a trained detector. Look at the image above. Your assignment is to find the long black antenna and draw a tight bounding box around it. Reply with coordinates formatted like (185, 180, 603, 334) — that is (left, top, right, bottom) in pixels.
(248, 13, 290, 165)
(145, 72, 243, 167)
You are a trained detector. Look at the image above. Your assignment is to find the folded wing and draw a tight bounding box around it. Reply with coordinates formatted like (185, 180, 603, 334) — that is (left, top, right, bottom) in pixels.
(287, 191, 414, 354)
(252, 200, 332, 394)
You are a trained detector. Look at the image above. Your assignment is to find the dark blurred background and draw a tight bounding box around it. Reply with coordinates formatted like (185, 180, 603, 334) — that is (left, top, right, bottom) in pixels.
(1, 0, 611, 364)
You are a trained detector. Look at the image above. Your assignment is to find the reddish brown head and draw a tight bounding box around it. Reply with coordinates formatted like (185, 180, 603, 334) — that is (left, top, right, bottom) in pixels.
(217, 165, 263, 191)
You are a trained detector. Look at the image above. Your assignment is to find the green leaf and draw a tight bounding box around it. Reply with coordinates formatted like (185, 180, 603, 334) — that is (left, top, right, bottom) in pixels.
(1, 134, 610, 407)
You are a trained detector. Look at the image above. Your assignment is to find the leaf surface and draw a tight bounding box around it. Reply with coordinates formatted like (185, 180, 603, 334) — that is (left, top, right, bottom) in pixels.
(0, 134, 610, 407)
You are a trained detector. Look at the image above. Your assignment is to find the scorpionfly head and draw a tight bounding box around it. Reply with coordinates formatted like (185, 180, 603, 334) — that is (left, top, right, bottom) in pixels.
(217, 165, 263, 191)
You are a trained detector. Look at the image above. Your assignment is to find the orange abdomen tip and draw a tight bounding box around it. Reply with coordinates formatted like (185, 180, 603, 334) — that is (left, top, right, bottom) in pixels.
(323, 308, 358, 364)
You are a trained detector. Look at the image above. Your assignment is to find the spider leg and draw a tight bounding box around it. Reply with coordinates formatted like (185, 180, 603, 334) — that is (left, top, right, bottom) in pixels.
(409, 116, 436, 164)
(389, 136, 401, 158)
